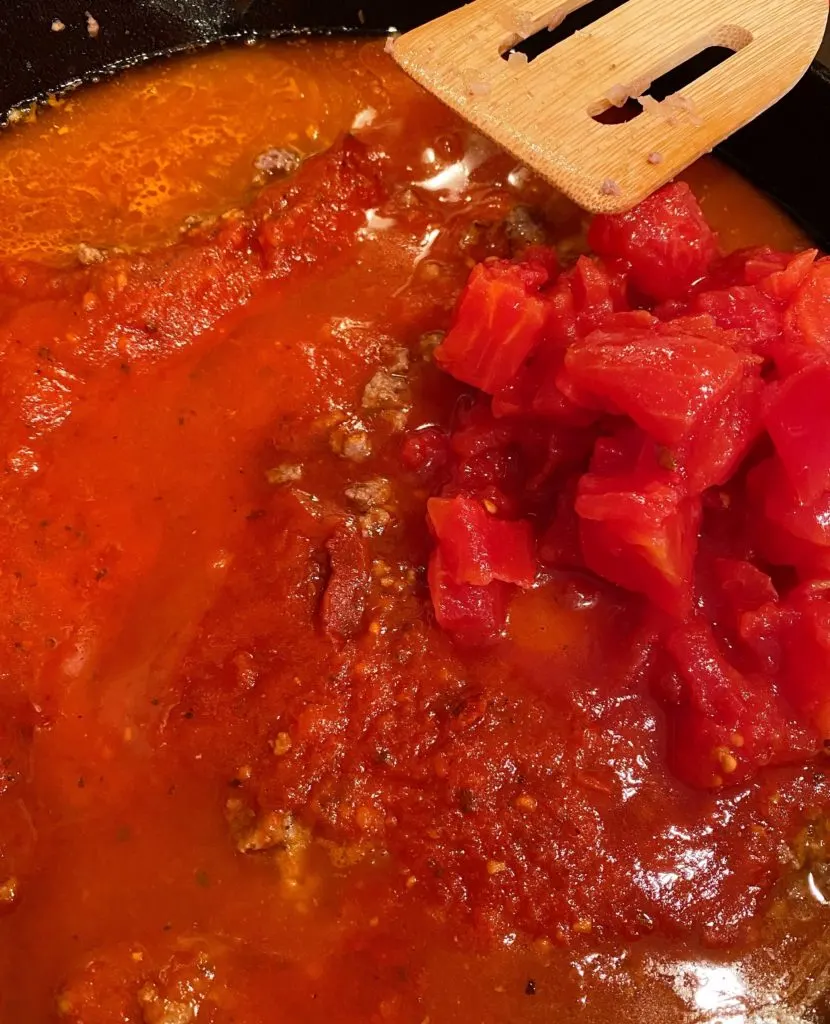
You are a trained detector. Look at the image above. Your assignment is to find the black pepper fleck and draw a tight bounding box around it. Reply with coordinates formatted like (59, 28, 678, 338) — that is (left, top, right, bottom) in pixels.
(525, 979, 536, 996)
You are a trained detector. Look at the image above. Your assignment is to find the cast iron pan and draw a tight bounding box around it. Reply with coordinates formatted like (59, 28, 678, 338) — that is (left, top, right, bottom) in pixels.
(1, 0, 829, 249)
(1, 2, 830, 1020)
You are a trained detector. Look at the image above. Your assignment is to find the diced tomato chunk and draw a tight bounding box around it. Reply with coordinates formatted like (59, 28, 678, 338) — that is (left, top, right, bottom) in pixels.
(519, 244, 561, 278)
(492, 356, 595, 424)
(703, 247, 816, 300)
(686, 285, 782, 355)
(747, 456, 830, 575)
(713, 558, 778, 616)
(448, 401, 516, 459)
(435, 256, 553, 393)
(400, 425, 450, 483)
(427, 549, 510, 646)
(779, 582, 830, 736)
(677, 372, 764, 492)
(779, 259, 830, 375)
(537, 477, 583, 569)
(438, 402, 522, 514)
(695, 550, 782, 667)
(699, 247, 781, 290)
(491, 256, 628, 423)
(587, 427, 645, 476)
(422, 185, 830, 792)
(427, 495, 535, 587)
(657, 621, 814, 789)
(754, 248, 817, 301)
(575, 431, 699, 617)
(588, 182, 718, 302)
(559, 314, 758, 446)
(764, 360, 830, 503)
(547, 255, 630, 345)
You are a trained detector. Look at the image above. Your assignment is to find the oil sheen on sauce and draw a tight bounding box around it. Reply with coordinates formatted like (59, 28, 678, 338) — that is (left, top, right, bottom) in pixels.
(0, 38, 826, 1024)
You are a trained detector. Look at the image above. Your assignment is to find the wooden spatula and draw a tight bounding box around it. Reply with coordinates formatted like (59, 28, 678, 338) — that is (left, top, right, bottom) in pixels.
(390, 0, 828, 213)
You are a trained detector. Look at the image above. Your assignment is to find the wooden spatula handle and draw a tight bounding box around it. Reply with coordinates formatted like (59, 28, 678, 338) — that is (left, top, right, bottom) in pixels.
(393, 0, 828, 212)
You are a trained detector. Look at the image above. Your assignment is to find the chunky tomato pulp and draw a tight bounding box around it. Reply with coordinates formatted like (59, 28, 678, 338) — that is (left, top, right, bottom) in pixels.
(0, 39, 828, 1024)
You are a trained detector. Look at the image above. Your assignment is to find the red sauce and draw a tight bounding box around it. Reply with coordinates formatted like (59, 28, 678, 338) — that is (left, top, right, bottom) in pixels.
(0, 39, 826, 1024)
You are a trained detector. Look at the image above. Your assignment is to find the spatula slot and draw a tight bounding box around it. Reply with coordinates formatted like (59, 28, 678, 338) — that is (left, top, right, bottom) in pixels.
(501, 0, 630, 64)
(589, 29, 750, 126)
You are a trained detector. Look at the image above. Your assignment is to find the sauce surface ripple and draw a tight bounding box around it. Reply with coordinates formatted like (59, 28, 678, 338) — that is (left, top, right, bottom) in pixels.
(0, 38, 827, 1024)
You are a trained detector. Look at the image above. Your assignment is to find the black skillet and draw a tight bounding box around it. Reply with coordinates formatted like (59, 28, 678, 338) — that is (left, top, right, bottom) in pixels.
(1, 0, 830, 249)
(2, 1, 830, 1020)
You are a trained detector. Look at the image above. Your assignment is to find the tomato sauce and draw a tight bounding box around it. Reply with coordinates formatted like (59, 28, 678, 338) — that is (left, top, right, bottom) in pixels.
(0, 38, 828, 1024)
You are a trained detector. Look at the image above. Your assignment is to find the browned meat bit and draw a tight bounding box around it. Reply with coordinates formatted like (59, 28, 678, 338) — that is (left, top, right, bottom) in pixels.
(362, 349, 412, 433)
(181, 212, 217, 234)
(371, 559, 416, 594)
(265, 463, 302, 485)
(458, 217, 511, 261)
(138, 949, 215, 1024)
(345, 477, 394, 536)
(371, 558, 390, 578)
(320, 522, 371, 638)
(77, 243, 105, 266)
(57, 943, 216, 1024)
(361, 367, 409, 411)
(138, 983, 194, 1023)
(380, 409, 408, 432)
(253, 146, 301, 181)
(419, 330, 445, 361)
(505, 205, 547, 247)
(0, 876, 17, 912)
(51, 18, 66, 31)
(329, 421, 372, 462)
(226, 798, 297, 853)
(271, 731, 292, 756)
(86, 11, 100, 37)
(56, 945, 147, 1021)
(342, 430, 372, 461)
(225, 798, 311, 895)
(358, 507, 392, 537)
(345, 477, 391, 511)
(386, 346, 410, 373)
(396, 187, 422, 210)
